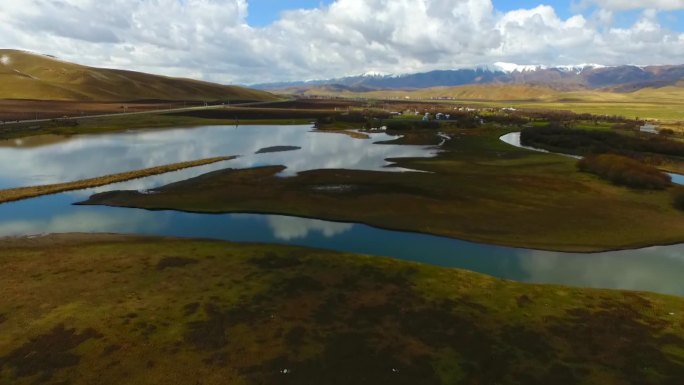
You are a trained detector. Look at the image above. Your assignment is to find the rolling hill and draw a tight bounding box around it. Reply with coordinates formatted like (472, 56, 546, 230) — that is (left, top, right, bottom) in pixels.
(0, 49, 276, 102)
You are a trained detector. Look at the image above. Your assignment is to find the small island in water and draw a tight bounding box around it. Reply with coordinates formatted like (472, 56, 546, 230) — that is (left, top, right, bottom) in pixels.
(255, 145, 302, 154)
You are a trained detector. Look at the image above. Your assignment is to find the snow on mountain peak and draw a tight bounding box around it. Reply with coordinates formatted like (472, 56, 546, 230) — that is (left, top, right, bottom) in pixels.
(361, 71, 391, 77)
(555, 64, 607, 73)
(493, 62, 547, 73)
(489, 62, 609, 74)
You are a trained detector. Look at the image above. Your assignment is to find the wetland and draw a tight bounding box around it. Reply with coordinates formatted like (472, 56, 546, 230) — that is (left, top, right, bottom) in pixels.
(4, 105, 684, 384)
(3, 120, 684, 295)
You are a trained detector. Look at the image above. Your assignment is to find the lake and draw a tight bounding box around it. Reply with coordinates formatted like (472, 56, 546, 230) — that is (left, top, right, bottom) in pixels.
(1, 125, 684, 295)
(0, 124, 438, 190)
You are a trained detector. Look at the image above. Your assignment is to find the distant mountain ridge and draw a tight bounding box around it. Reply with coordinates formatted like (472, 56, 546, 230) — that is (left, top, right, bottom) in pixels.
(0, 49, 276, 102)
(254, 63, 684, 92)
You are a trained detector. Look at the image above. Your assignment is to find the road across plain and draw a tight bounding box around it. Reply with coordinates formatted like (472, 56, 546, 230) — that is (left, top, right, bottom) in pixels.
(0, 99, 290, 126)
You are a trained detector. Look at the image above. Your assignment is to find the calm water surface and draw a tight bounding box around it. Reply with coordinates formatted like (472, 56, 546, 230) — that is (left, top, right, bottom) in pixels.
(0, 124, 437, 189)
(1, 126, 684, 296)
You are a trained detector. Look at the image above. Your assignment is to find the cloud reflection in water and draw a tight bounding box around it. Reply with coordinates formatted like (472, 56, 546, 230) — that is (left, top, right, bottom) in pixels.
(0, 125, 438, 189)
(265, 215, 354, 241)
(0, 210, 164, 237)
(516, 246, 684, 294)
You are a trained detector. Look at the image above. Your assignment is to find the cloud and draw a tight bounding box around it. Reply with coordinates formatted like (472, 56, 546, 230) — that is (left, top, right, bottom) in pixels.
(579, 0, 684, 11)
(495, 6, 595, 63)
(0, 0, 682, 84)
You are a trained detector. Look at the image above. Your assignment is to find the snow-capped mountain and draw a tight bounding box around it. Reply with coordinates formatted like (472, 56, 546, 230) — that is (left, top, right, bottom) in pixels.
(492, 63, 548, 73)
(253, 63, 684, 91)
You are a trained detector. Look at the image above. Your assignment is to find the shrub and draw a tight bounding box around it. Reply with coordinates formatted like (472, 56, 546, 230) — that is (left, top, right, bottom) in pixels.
(380, 119, 440, 130)
(673, 187, 684, 211)
(521, 126, 684, 158)
(578, 154, 671, 190)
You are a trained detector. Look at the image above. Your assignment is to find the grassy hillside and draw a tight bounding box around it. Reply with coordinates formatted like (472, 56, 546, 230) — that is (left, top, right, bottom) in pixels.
(1, 234, 683, 385)
(0, 49, 276, 102)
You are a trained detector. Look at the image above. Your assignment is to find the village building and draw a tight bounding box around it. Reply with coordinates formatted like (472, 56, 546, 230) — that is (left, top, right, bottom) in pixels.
(640, 124, 659, 134)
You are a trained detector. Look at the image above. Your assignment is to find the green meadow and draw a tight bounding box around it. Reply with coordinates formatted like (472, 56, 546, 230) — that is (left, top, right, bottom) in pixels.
(1, 235, 683, 385)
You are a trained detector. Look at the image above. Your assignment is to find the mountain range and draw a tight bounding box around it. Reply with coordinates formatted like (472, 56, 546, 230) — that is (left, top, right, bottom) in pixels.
(0, 49, 276, 102)
(254, 63, 684, 92)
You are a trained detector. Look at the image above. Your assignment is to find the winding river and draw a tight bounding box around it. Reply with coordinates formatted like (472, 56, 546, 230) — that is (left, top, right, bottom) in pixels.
(2, 125, 684, 295)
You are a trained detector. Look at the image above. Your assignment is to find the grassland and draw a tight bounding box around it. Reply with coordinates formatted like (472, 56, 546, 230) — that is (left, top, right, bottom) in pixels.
(0, 100, 195, 121)
(294, 84, 684, 121)
(0, 156, 234, 204)
(0, 108, 333, 140)
(82, 127, 684, 252)
(1, 234, 683, 385)
(0, 49, 277, 102)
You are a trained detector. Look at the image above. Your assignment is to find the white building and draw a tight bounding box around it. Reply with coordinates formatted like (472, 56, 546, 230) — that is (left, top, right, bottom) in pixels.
(640, 124, 659, 134)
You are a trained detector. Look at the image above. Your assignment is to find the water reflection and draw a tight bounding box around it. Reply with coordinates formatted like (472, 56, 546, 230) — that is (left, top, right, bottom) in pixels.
(1, 192, 684, 295)
(0, 210, 163, 236)
(517, 247, 684, 294)
(1, 127, 684, 296)
(264, 215, 354, 240)
(0, 125, 438, 189)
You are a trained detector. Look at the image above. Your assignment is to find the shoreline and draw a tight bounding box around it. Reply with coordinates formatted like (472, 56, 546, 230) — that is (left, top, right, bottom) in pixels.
(71, 202, 684, 254)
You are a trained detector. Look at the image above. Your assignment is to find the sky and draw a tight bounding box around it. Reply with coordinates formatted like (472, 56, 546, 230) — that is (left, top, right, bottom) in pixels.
(0, 0, 683, 84)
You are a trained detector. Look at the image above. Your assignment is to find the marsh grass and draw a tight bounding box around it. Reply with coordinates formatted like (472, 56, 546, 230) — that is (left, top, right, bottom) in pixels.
(1, 234, 683, 385)
(578, 154, 672, 190)
(0, 156, 235, 204)
(81, 128, 684, 252)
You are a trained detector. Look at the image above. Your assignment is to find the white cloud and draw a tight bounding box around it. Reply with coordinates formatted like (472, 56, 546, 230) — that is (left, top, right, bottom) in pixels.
(495, 6, 594, 62)
(0, 0, 682, 84)
(580, 0, 684, 11)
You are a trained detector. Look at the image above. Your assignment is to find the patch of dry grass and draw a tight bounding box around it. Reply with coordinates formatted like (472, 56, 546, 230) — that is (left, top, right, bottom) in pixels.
(0, 156, 235, 204)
